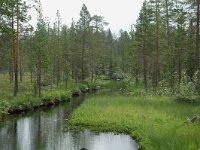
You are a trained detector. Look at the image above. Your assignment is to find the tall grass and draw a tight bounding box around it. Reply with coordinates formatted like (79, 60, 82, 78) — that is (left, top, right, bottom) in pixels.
(69, 95, 200, 150)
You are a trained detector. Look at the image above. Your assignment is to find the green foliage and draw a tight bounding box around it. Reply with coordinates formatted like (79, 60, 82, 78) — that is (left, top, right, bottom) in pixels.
(173, 71, 200, 103)
(0, 1, 200, 149)
(194, 70, 200, 96)
(100, 80, 128, 90)
(1, 0, 199, 98)
(10, 95, 41, 110)
(188, 143, 197, 150)
(0, 73, 93, 120)
(42, 90, 71, 102)
(69, 95, 200, 150)
(0, 99, 9, 119)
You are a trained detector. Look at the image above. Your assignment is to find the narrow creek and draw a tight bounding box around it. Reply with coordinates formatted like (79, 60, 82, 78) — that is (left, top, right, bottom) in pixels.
(0, 94, 138, 150)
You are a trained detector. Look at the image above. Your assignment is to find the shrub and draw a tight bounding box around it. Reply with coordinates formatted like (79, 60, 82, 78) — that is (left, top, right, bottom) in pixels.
(194, 70, 200, 96)
(174, 70, 200, 103)
(0, 99, 9, 117)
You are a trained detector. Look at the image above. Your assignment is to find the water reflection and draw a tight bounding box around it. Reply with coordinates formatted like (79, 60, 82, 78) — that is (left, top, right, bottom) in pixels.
(0, 95, 138, 150)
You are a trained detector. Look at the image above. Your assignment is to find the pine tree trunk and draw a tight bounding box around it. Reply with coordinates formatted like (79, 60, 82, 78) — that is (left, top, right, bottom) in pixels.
(122, 50, 125, 74)
(9, 61, 13, 85)
(196, 0, 200, 69)
(155, 0, 160, 87)
(135, 63, 139, 86)
(178, 48, 182, 85)
(91, 65, 94, 82)
(72, 50, 75, 80)
(56, 61, 60, 86)
(56, 11, 61, 86)
(37, 61, 42, 97)
(19, 48, 23, 81)
(165, 0, 170, 46)
(143, 32, 148, 90)
(165, 0, 174, 91)
(81, 44, 85, 82)
(13, 0, 19, 97)
(31, 70, 33, 84)
(11, 8, 15, 84)
(81, 29, 86, 83)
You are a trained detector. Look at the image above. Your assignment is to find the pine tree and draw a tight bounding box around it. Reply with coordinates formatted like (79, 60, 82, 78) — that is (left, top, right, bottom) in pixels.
(77, 4, 92, 82)
(135, 1, 150, 89)
(106, 29, 114, 79)
(90, 15, 108, 82)
(187, 0, 200, 69)
(69, 20, 79, 82)
(174, 7, 187, 85)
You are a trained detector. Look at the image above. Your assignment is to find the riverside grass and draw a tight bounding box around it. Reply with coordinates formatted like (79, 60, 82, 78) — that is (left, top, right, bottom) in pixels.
(0, 88, 76, 120)
(69, 95, 200, 150)
(0, 73, 93, 120)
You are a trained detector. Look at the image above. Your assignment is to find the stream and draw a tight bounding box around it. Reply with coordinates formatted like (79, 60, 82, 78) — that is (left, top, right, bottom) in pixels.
(0, 94, 138, 150)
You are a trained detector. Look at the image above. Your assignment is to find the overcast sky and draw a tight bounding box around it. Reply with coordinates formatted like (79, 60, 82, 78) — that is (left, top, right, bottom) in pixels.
(29, 0, 143, 33)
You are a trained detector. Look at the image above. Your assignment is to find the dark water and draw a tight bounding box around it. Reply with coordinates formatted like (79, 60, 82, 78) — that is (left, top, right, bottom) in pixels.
(0, 95, 138, 150)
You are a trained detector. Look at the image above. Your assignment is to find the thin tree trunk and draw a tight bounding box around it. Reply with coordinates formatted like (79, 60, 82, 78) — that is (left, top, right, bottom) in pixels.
(178, 48, 182, 85)
(11, 8, 15, 84)
(9, 62, 13, 85)
(56, 61, 60, 86)
(165, 0, 174, 92)
(37, 62, 42, 97)
(56, 11, 61, 86)
(81, 30, 86, 83)
(135, 64, 139, 86)
(71, 50, 75, 80)
(196, 0, 200, 69)
(91, 64, 94, 82)
(143, 35, 148, 90)
(31, 70, 33, 84)
(50, 75, 53, 90)
(14, 0, 19, 97)
(122, 50, 125, 74)
(19, 48, 23, 81)
(165, 0, 170, 46)
(155, 0, 160, 87)
(65, 69, 68, 88)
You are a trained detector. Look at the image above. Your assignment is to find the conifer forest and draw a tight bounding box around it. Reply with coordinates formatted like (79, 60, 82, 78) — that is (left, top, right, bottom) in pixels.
(0, 0, 200, 150)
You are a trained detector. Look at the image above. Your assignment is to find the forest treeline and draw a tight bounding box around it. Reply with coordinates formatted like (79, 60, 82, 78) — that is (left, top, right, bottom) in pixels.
(0, 0, 200, 98)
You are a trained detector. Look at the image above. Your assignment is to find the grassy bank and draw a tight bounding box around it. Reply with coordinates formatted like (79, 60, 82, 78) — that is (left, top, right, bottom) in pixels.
(0, 73, 97, 121)
(69, 95, 200, 150)
(0, 86, 87, 121)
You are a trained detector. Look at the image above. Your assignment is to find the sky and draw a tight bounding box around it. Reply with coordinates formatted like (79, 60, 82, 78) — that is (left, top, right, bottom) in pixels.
(29, 0, 143, 33)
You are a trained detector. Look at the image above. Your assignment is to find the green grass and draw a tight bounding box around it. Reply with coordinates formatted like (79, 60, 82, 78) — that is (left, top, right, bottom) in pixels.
(1, 74, 200, 149)
(69, 95, 200, 150)
(0, 89, 73, 120)
(0, 73, 92, 120)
